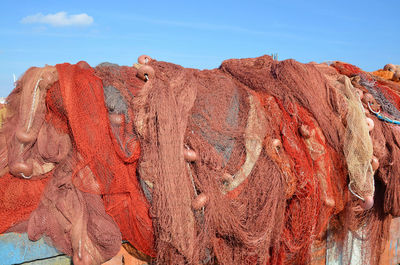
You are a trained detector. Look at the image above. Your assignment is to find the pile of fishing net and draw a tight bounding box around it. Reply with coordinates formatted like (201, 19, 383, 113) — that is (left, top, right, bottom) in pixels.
(0, 55, 399, 265)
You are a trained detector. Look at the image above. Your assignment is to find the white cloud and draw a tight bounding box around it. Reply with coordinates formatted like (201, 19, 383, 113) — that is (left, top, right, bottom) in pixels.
(21, 12, 93, 27)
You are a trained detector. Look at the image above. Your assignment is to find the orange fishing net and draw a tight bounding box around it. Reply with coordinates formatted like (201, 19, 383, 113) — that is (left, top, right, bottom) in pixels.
(0, 173, 49, 232)
(372, 70, 395, 81)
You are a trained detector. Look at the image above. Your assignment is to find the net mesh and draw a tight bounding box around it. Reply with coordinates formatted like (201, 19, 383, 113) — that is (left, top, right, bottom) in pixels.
(0, 57, 400, 264)
(340, 76, 374, 198)
(331, 61, 400, 264)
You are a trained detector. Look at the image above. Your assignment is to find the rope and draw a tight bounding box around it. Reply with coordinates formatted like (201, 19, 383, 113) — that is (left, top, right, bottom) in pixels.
(348, 163, 375, 202)
(368, 102, 400, 125)
(27, 78, 42, 131)
(348, 182, 365, 201)
(18, 77, 42, 180)
(21, 173, 32, 179)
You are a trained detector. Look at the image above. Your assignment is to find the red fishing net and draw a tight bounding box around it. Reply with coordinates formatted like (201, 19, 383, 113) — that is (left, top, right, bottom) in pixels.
(0, 62, 155, 264)
(51, 62, 155, 258)
(0, 56, 399, 265)
(0, 173, 49, 232)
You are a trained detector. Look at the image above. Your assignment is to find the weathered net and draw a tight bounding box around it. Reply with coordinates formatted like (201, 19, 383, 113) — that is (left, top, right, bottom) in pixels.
(220, 56, 349, 263)
(50, 62, 155, 259)
(0, 67, 56, 234)
(334, 61, 400, 218)
(340, 76, 374, 198)
(0, 62, 154, 264)
(330, 61, 400, 264)
(27, 152, 122, 264)
(133, 61, 287, 264)
(1, 56, 400, 265)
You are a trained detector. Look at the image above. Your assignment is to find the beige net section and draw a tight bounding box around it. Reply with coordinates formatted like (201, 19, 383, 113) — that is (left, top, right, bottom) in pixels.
(339, 76, 374, 198)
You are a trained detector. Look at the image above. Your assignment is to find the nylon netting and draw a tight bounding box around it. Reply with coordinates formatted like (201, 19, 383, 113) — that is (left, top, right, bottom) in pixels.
(0, 63, 155, 263)
(330, 61, 400, 265)
(0, 67, 55, 234)
(52, 62, 155, 259)
(0, 57, 400, 265)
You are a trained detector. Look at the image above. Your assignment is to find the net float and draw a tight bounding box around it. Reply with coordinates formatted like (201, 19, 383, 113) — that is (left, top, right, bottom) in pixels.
(77, 61, 91, 70)
(137, 65, 155, 82)
(393, 70, 400, 82)
(138, 55, 152, 65)
(324, 197, 336, 208)
(360, 195, 374, 210)
(366, 117, 374, 131)
(109, 113, 124, 126)
(299, 124, 311, 139)
(9, 161, 33, 179)
(384, 63, 396, 72)
(184, 148, 197, 162)
(272, 139, 282, 150)
(371, 156, 379, 171)
(222, 173, 234, 183)
(192, 193, 209, 210)
(15, 129, 36, 144)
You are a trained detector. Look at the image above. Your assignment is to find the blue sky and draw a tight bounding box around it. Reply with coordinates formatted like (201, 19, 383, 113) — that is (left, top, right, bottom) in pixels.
(0, 0, 399, 96)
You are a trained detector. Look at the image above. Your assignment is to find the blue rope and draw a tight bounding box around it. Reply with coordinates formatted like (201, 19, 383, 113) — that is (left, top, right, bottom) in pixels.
(368, 103, 400, 125)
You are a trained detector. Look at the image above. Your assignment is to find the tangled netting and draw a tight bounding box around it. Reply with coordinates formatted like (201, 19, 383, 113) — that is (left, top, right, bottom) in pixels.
(0, 55, 399, 265)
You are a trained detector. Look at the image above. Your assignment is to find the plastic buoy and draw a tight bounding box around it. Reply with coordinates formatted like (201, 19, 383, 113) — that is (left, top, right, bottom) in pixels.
(137, 65, 155, 82)
(9, 161, 33, 179)
(324, 197, 336, 208)
(109, 114, 124, 126)
(393, 70, 400, 82)
(272, 139, 282, 150)
(222, 173, 234, 183)
(77, 61, 91, 70)
(184, 148, 197, 162)
(138, 55, 152, 65)
(384, 64, 396, 72)
(192, 193, 209, 210)
(371, 156, 379, 171)
(366, 117, 374, 131)
(360, 195, 374, 210)
(299, 124, 311, 139)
